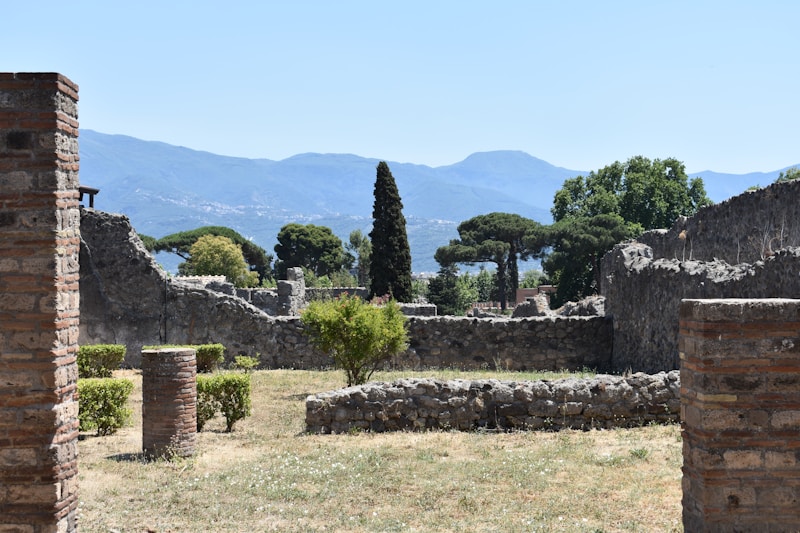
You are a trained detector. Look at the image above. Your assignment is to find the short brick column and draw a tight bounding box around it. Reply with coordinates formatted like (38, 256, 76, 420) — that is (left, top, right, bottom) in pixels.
(0, 73, 80, 532)
(141, 349, 197, 458)
(680, 298, 800, 532)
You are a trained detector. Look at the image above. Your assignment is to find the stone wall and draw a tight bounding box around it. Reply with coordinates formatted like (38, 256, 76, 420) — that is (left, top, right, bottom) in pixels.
(306, 371, 680, 434)
(402, 315, 611, 371)
(680, 299, 800, 531)
(305, 286, 369, 302)
(602, 179, 800, 373)
(79, 209, 611, 371)
(0, 73, 80, 533)
(180, 274, 374, 316)
(639, 179, 800, 265)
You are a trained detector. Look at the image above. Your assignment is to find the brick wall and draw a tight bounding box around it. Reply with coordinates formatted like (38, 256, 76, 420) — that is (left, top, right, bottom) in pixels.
(0, 73, 80, 532)
(680, 298, 800, 531)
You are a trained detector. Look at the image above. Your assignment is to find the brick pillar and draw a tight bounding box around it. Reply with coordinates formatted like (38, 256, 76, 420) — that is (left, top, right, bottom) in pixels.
(0, 73, 80, 532)
(141, 349, 197, 458)
(680, 298, 800, 532)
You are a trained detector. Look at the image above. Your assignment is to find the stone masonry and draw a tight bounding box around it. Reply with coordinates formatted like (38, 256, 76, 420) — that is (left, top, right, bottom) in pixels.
(306, 371, 680, 434)
(680, 299, 800, 532)
(603, 179, 800, 373)
(79, 208, 612, 371)
(0, 73, 80, 532)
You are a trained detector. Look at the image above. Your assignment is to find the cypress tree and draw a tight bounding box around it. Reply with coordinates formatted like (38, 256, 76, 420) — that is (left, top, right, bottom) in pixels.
(369, 161, 413, 302)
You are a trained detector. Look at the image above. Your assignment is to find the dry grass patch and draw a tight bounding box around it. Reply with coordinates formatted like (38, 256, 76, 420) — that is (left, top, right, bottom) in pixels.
(77, 369, 682, 532)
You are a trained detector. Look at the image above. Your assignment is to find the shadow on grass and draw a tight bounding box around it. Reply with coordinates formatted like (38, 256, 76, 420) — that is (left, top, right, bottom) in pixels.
(106, 452, 148, 463)
(284, 392, 313, 401)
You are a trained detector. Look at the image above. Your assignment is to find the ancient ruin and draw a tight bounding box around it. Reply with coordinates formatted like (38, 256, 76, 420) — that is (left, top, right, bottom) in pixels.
(680, 298, 800, 530)
(3, 70, 799, 531)
(603, 179, 800, 373)
(306, 371, 680, 434)
(78, 208, 611, 371)
(0, 73, 80, 533)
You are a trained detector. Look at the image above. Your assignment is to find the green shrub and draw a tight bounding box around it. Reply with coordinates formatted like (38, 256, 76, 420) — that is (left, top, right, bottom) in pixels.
(233, 355, 259, 373)
(214, 373, 252, 432)
(78, 378, 134, 436)
(77, 344, 126, 378)
(142, 343, 226, 373)
(195, 344, 225, 373)
(196, 373, 252, 432)
(196, 375, 221, 431)
(301, 294, 408, 386)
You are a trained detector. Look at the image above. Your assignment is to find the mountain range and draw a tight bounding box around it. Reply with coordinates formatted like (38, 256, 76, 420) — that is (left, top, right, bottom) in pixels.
(78, 129, 795, 274)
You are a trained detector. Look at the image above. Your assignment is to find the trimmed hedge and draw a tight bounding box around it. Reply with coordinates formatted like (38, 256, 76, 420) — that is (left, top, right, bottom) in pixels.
(78, 378, 134, 436)
(77, 344, 126, 378)
(196, 373, 252, 432)
(196, 375, 221, 431)
(143, 343, 226, 373)
(196, 344, 225, 372)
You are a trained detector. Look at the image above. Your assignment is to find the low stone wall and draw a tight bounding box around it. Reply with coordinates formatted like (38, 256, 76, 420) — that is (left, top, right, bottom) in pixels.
(402, 315, 612, 371)
(306, 371, 680, 434)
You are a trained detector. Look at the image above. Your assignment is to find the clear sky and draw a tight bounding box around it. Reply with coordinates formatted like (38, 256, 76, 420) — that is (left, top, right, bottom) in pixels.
(4, 1, 799, 174)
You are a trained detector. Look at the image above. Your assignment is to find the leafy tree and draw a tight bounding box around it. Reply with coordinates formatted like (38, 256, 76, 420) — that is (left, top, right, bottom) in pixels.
(543, 156, 712, 304)
(473, 267, 495, 302)
(274, 223, 346, 279)
(552, 156, 711, 229)
(369, 162, 413, 302)
(519, 269, 546, 289)
(301, 294, 408, 386)
(188, 234, 259, 288)
(435, 212, 542, 310)
(427, 265, 479, 316)
(153, 226, 272, 283)
(539, 214, 638, 306)
(346, 229, 372, 287)
(411, 278, 429, 301)
(776, 166, 800, 183)
(303, 268, 358, 289)
(138, 233, 158, 252)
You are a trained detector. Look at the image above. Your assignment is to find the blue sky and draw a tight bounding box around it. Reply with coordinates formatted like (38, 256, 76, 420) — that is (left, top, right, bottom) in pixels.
(4, 1, 799, 173)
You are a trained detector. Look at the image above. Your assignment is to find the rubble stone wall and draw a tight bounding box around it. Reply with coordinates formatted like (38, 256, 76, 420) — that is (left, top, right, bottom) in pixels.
(638, 179, 800, 265)
(306, 371, 680, 434)
(602, 179, 800, 373)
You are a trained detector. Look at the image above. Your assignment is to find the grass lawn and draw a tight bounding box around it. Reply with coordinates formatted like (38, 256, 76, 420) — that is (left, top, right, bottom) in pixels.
(77, 369, 683, 532)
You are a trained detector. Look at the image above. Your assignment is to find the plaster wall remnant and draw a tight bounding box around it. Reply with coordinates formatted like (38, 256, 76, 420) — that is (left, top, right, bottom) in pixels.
(602, 179, 800, 373)
(0, 72, 80, 532)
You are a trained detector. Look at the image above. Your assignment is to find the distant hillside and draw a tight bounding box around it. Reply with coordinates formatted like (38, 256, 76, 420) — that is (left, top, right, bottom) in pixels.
(79, 131, 578, 273)
(78, 130, 796, 273)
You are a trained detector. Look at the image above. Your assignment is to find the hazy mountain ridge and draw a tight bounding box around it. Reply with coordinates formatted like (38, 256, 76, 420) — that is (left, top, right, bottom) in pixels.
(78, 130, 796, 273)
